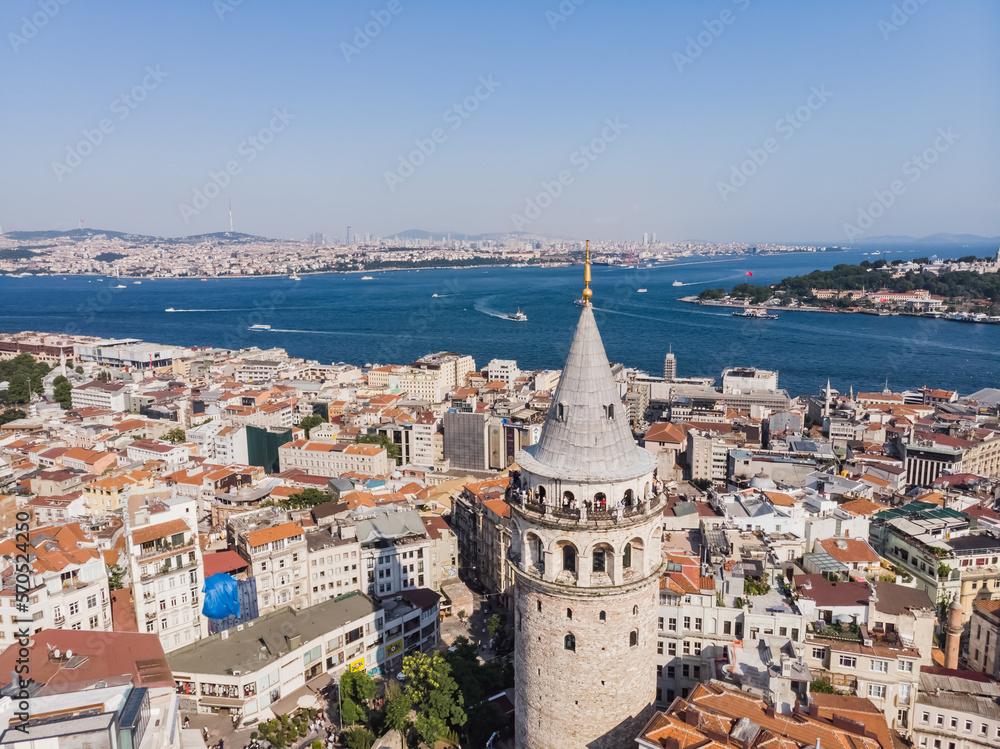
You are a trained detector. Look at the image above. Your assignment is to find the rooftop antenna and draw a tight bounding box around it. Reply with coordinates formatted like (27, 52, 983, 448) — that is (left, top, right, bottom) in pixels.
(582, 240, 592, 306)
(228, 199, 233, 233)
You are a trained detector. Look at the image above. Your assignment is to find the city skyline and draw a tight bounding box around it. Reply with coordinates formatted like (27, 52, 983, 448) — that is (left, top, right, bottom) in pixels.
(2, 0, 998, 242)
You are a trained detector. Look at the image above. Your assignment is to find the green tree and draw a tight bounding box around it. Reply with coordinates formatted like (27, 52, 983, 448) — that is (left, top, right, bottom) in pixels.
(0, 409, 26, 425)
(107, 564, 125, 590)
(53, 375, 73, 409)
(279, 487, 331, 509)
(297, 413, 325, 438)
(75, 365, 84, 374)
(341, 669, 377, 704)
(4, 372, 30, 405)
(164, 427, 186, 444)
(341, 696, 364, 726)
(403, 651, 467, 744)
(356, 433, 402, 464)
(486, 613, 505, 640)
(810, 678, 836, 694)
(383, 681, 412, 733)
(343, 728, 375, 749)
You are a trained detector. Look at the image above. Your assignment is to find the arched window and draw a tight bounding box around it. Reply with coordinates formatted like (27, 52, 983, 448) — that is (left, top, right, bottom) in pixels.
(632, 605, 638, 616)
(566, 608, 572, 620)
(623, 543, 632, 569)
(594, 492, 607, 509)
(564, 633, 576, 651)
(537, 486, 546, 501)
(537, 600, 541, 612)
(624, 489, 634, 506)
(599, 611, 606, 621)
(629, 630, 638, 647)
(562, 490, 575, 507)
(592, 549, 606, 573)
(563, 545, 576, 573)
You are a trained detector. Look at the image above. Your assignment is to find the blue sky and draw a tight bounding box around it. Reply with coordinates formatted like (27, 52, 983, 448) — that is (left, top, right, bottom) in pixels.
(1, 0, 997, 242)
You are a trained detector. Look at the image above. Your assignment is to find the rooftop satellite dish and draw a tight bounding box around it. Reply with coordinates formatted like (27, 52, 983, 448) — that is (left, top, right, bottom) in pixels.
(65, 649, 73, 659)
(53, 649, 60, 659)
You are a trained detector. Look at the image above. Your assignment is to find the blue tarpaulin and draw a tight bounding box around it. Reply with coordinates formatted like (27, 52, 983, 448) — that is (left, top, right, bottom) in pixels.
(202, 573, 241, 620)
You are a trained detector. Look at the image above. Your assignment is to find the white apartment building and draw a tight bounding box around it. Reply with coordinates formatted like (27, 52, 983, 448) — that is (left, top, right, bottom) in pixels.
(350, 511, 431, 599)
(411, 352, 475, 392)
(234, 359, 283, 383)
(125, 439, 191, 468)
(231, 514, 310, 614)
(279, 439, 392, 477)
(411, 412, 439, 469)
(70, 380, 132, 411)
(0, 523, 112, 646)
(306, 531, 363, 605)
(486, 359, 520, 384)
(128, 500, 208, 653)
(687, 429, 732, 484)
(912, 670, 1000, 749)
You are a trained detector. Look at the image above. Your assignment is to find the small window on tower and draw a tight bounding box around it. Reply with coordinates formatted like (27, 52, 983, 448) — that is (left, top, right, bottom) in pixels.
(537, 600, 542, 612)
(566, 608, 572, 620)
(599, 611, 606, 621)
(630, 630, 638, 647)
(564, 633, 576, 651)
(605, 404, 615, 419)
(556, 403, 565, 420)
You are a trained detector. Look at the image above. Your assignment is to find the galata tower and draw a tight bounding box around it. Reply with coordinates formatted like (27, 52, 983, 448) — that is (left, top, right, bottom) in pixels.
(509, 244, 664, 748)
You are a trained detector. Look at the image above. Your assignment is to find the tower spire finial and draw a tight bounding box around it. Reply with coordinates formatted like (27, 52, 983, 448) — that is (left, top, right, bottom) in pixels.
(582, 240, 593, 304)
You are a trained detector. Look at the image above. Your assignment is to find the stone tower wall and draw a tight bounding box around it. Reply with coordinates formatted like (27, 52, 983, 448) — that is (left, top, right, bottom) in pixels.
(512, 507, 662, 749)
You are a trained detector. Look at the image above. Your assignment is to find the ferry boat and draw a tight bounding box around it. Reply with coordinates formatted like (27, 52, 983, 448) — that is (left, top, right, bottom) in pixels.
(113, 284, 127, 289)
(432, 294, 440, 298)
(574, 298, 586, 307)
(637, 288, 647, 293)
(672, 280, 684, 287)
(133, 280, 141, 284)
(732, 307, 778, 320)
(508, 308, 528, 322)
(361, 275, 374, 280)
(248, 324, 271, 331)
(165, 307, 177, 312)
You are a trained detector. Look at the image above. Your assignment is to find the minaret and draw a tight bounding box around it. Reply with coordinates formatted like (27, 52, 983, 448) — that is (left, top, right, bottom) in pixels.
(944, 595, 963, 669)
(510, 241, 663, 749)
(823, 378, 832, 418)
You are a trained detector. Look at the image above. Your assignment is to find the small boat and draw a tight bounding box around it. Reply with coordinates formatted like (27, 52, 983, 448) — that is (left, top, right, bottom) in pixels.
(574, 298, 586, 307)
(637, 288, 647, 293)
(289, 274, 301, 281)
(672, 280, 684, 287)
(361, 275, 374, 280)
(432, 294, 439, 298)
(113, 284, 127, 289)
(248, 324, 271, 331)
(201, 278, 208, 282)
(508, 308, 528, 322)
(732, 307, 777, 319)
(165, 307, 177, 312)
(133, 280, 141, 284)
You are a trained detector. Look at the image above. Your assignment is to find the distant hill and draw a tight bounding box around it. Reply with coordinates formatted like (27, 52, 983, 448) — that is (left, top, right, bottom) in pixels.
(850, 233, 1000, 248)
(3, 228, 272, 244)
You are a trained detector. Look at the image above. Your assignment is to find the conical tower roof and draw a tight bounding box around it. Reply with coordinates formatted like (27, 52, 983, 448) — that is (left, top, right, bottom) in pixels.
(518, 303, 655, 482)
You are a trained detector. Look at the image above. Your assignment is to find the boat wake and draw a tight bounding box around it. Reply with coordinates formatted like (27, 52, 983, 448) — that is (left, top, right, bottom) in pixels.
(672, 276, 743, 287)
(265, 328, 399, 339)
(473, 299, 512, 320)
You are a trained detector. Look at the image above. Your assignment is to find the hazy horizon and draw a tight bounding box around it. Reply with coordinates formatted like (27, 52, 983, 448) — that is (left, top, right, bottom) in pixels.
(2, 0, 998, 243)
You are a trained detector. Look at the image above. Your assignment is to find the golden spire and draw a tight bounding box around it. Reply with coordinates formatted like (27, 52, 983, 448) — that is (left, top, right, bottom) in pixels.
(582, 240, 592, 304)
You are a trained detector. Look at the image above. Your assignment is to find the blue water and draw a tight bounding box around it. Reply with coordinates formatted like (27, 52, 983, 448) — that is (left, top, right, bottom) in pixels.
(1, 248, 997, 398)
